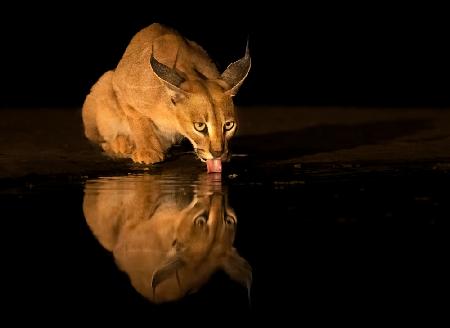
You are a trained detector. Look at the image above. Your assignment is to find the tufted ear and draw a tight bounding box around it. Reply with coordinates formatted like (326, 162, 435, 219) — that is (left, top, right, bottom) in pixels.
(151, 255, 185, 292)
(223, 248, 252, 301)
(221, 41, 251, 96)
(150, 50, 188, 104)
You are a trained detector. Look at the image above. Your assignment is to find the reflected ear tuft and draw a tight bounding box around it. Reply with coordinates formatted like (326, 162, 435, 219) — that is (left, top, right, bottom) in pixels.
(223, 248, 252, 301)
(151, 255, 185, 290)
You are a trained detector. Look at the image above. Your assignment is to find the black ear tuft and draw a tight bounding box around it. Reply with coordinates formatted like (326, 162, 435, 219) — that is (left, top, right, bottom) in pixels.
(221, 41, 251, 96)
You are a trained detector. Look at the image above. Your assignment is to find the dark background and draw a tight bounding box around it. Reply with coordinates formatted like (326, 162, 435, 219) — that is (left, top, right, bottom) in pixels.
(1, 2, 449, 108)
(1, 3, 449, 323)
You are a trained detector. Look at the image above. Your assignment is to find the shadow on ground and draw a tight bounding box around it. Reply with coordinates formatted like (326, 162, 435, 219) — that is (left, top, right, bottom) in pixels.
(234, 119, 434, 160)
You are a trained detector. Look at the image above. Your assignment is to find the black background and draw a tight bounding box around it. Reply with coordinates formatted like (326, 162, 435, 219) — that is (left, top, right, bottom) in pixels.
(1, 2, 449, 322)
(1, 2, 449, 108)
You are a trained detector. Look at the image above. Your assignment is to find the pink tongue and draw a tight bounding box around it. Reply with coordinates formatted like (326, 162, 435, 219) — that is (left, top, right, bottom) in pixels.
(206, 159, 222, 173)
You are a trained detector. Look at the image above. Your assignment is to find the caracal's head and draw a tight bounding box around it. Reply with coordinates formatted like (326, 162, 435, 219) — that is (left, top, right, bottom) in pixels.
(150, 44, 251, 165)
(148, 192, 251, 303)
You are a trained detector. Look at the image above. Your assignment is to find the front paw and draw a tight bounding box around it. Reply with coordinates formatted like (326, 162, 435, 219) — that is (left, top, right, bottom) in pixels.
(108, 135, 135, 156)
(131, 149, 165, 164)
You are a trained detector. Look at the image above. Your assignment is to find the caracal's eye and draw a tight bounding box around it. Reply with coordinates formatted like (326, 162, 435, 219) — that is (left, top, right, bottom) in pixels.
(225, 215, 237, 225)
(194, 122, 207, 133)
(194, 215, 208, 226)
(224, 121, 235, 131)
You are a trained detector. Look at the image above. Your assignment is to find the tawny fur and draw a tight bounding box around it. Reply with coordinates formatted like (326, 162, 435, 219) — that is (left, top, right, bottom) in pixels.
(82, 23, 250, 164)
(83, 174, 251, 303)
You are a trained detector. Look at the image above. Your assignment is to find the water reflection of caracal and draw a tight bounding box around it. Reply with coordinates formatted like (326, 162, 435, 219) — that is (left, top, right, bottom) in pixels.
(83, 174, 251, 303)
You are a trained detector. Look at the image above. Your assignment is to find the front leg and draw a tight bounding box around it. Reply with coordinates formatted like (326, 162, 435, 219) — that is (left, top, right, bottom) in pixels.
(128, 117, 166, 164)
(103, 134, 135, 157)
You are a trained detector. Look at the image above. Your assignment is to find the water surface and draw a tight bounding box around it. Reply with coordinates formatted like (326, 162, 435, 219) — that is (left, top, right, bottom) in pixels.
(1, 163, 448, 321)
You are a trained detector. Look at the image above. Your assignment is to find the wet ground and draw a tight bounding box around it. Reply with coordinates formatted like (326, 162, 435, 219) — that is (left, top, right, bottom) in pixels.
(1, 107, 449, 323)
